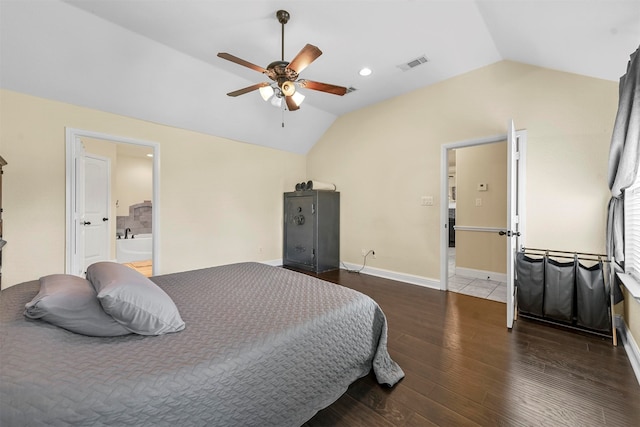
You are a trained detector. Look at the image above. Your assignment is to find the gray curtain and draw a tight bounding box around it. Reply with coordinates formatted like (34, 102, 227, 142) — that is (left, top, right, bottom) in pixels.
(607, 45, 640, 304)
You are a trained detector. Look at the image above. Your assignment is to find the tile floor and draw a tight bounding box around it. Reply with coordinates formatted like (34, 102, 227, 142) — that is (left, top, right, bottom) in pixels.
(448, 247, 507, 303)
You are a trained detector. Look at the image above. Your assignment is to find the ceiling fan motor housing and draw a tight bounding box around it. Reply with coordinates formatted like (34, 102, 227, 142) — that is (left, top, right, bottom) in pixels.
(265, 61, 298, 82)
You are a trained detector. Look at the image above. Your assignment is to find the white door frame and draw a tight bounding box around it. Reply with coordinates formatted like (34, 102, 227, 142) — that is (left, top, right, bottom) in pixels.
(439, 129, 527, 293)
(65, 128, 160, 276)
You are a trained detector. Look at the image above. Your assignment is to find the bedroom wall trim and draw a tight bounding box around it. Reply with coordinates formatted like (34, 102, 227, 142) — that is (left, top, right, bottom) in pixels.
(341, 262, 441, 290)
(273, 259, 440, 290)
(454, 267, 507, 283)
(615, 314, 640, 385)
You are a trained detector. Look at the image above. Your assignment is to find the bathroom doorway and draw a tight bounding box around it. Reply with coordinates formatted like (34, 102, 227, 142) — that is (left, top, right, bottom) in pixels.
(65, 128, 160, 277)
(439, 124, 527, 329)
(446, 143, 509, 303)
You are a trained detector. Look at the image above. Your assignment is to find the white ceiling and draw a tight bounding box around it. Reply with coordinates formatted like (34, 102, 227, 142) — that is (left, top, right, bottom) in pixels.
(1, 0, 639, 154)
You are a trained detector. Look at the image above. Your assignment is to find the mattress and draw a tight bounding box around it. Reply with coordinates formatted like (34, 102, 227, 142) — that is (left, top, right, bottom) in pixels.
(0, 262, 403, 426)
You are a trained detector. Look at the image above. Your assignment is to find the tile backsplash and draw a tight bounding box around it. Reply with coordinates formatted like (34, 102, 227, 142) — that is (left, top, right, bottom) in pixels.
(116, 201, 152, 237)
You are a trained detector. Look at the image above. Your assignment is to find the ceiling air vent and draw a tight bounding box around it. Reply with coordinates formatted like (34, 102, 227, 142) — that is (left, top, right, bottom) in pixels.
(397, 55, 429, 72)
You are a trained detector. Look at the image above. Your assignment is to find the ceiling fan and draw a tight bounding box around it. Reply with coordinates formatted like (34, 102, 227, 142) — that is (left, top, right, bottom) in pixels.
(217, 9, 347, 111)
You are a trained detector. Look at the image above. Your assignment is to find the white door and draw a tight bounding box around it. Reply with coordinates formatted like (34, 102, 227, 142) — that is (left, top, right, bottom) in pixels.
(506, 120, 526, 328)
(83, 155, 111, 272)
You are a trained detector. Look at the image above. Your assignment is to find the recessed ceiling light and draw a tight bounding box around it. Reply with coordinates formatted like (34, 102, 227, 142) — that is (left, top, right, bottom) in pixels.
(146, 153, 153, 158)
(359, 67, 372, 77)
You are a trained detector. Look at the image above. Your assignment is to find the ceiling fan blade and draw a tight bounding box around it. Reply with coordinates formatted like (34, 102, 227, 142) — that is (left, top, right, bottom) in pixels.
(286, 44, 322, 75)
(285, 96, 300, 111)
(298, 80, 347, 96)
(217, 52, 267, 73)
(226, 82, 270, 97)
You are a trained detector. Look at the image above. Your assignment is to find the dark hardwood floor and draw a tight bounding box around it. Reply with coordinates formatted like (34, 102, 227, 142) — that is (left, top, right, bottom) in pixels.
(295, 268, 640, 427)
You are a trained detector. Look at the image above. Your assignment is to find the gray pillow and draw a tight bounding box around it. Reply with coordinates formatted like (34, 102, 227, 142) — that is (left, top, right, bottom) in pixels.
(86, 262, 185, 335)
(24, 274, 131, 337)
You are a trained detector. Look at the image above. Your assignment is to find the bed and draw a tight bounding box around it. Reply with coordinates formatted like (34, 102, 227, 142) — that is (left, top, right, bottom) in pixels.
(0, 262, 404, 426)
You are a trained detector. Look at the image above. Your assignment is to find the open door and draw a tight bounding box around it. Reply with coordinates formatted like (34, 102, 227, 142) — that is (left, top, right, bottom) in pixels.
(83, 155, 111, 271)
(506, 120, 526, 329)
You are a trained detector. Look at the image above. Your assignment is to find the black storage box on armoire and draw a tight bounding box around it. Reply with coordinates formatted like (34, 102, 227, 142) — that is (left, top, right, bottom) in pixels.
(283, 190, 340, 273)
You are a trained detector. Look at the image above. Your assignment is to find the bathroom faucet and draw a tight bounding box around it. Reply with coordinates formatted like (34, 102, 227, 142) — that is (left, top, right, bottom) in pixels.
(124, 228, 131, 239)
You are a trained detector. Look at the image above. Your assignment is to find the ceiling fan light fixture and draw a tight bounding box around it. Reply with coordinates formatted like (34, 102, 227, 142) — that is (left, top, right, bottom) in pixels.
(271, 94, 283, 108)
(291, 91, 305, 107)
(281, 80, 296, 97)
(259, 85, 274, 101)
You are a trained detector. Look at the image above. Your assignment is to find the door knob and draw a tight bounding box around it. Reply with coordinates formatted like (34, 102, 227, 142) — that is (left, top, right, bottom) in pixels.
(103, 217, 109, 221)
(82, 221, 91, 225)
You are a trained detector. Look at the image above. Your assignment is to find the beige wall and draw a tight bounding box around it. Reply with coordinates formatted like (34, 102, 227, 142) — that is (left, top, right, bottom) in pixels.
(0, 89, 305, 287)
(623, 289, 640, 349)
(308, 60, 616, 278)
(456, 142, 507, 274)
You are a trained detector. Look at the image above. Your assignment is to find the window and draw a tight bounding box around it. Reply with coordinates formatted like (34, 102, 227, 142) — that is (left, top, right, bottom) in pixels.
(625, 182, 640, 280)
(621, 176, 640, 300)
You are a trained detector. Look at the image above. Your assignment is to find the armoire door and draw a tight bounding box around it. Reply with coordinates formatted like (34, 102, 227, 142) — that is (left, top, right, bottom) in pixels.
(284, 194, 315, 268)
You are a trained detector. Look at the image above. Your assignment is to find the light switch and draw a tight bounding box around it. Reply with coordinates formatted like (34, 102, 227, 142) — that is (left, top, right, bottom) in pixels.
(421, 196, 434, 206)
(475, 198, 483, 207)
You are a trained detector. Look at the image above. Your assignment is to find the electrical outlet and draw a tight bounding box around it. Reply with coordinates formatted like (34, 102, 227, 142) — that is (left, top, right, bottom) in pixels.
(361, 249, 376, 258)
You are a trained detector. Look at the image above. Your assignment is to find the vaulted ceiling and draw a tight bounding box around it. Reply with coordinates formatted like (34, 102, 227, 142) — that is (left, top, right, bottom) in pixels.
(1, 0, 638, 154)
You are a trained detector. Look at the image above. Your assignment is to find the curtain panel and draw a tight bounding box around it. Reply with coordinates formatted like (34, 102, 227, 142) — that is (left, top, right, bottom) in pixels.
(607, 45, 640, 304)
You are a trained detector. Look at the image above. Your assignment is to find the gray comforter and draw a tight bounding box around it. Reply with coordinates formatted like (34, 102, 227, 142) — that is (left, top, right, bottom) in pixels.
(0, 262, 404, 426)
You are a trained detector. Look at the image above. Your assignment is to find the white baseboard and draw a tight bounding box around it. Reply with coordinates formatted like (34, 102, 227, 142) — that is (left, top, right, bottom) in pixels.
(271, 257, 441, 290)
(615, 314, 640, 385)
(264, 260, 440, 290)
(341, 262, 441, 290)
(455, 266, 507, 283)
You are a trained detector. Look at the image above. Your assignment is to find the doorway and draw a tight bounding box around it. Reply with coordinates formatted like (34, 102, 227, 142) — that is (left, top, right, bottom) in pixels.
(65, 128, 160, 277)
(439, 124, 527, 328)
(447, 142, 509, 302)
